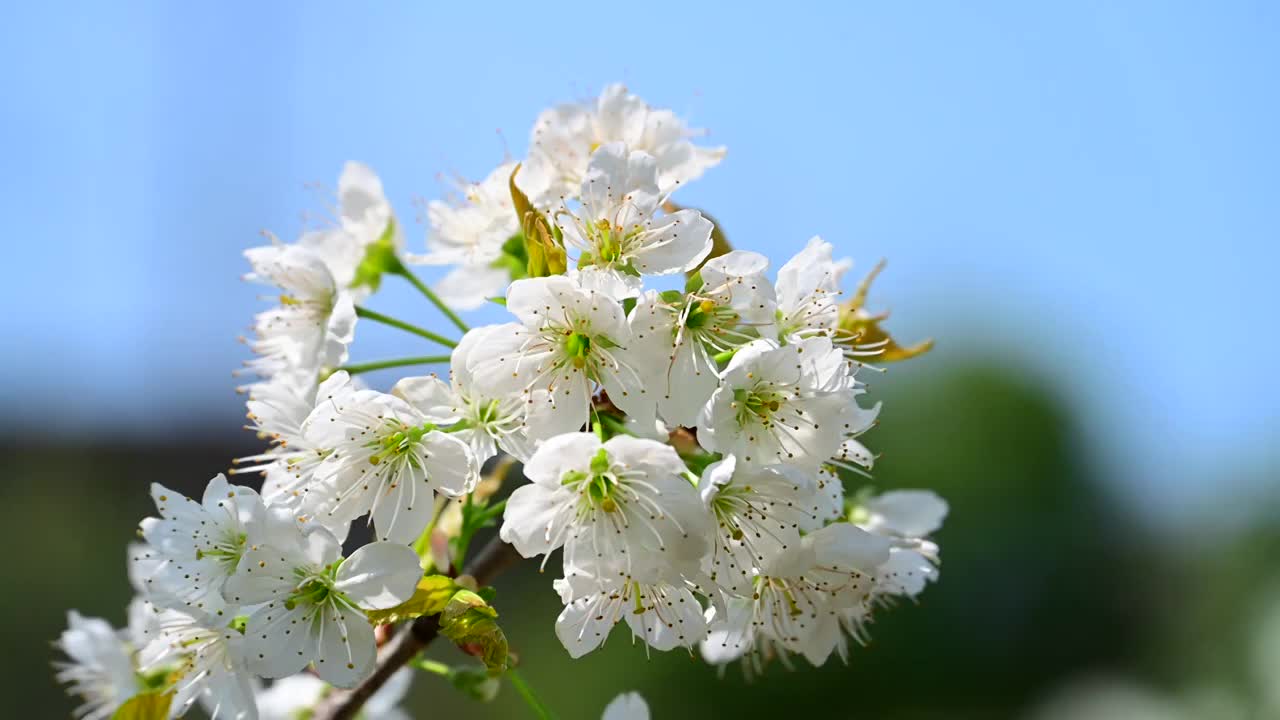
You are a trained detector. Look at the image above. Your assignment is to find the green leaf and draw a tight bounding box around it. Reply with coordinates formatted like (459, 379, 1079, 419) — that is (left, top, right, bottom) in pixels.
(364, 575, 459, 625)
(439, 590, 509, 672)
(111, 692, 173, 720)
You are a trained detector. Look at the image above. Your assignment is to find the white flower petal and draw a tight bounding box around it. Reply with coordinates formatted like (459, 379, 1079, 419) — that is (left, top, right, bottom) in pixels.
(313, 605, 376, 688)
(334, 542, 421, 610)
(244, 604, 311, 679)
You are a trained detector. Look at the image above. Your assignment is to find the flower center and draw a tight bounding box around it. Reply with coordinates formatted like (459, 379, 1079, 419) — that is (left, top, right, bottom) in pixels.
(733, 388, 782, 423)
(285, 563, 343, 611)
(582, 218, 644, 276)
(563, 449, 622, 513)
(368, 423, 434, 466)
(196, 531, 248, 571)
(563, 331, 592, 369)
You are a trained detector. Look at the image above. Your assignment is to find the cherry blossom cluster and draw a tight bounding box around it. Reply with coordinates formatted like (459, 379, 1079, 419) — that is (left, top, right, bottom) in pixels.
(54, 83, 944, 720)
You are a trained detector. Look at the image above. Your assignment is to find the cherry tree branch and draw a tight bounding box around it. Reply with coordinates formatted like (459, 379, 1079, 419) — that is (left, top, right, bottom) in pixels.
(312, 536, 523, 720)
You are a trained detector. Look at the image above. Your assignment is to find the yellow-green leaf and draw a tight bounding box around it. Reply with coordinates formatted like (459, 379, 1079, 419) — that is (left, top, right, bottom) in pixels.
(364, 575, 459, 626)
(509, 165, 566, 277)
(837, 260, 934, 363)
(111, 692, 174, 720)
(439, 590, 509, 672)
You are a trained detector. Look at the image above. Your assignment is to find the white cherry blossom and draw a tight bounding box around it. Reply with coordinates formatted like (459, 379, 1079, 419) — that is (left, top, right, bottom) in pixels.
(302, 372, 479, 544)
(406, 161, 520, 310)
(553, 549, 706, 658)
(137, 606, 256, 720)
(500, 433, 709, 581)
(629, 250, 776, 427)
(301, 161, 400, 291)
(233, 369, 338, 505)
(225, 529, 420, 688)
(700, 522, 890, 667)
(853, 490, 948, 599)
(697, 455, 841, 595)
(242, 243, 356, 379)
(773, 236, 851, 343)
(389, 324, 551, 464)
(529, 83, 725, 199)
(696, 337, 858, 471)
(54, 611, 139, 720)
(470, 275, 656, 434)
(555, 143, 713, 298)
(136, 474, 288, 613)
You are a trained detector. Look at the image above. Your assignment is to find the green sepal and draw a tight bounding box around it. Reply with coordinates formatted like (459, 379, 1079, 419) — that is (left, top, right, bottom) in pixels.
(350, 218, 403, 292)
(510, 165, 566, 277)
(491, 232, 530, 281)
(488, 296, 508, 307)
(364, 575, 460, 626)
(684, 271, 704, 293)
(111, 692, 174, 720)
(659, 289, 685, 304)
(439, 590, 509, 672)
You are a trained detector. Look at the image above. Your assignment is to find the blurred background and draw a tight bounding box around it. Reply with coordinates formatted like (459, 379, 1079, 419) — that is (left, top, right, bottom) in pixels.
(2, 1, 1277, 718)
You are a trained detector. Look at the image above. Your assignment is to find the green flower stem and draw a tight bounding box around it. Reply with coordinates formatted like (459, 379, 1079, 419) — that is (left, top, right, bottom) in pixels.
(394, 266, 470, 335)
(355, 306, 458, 349)
(410, 657, 452, 676)
(337, 355, 451, 376)
(507, 668, 557, 720)
(713, 348, 737, 364)
(451, 498, 509, 572)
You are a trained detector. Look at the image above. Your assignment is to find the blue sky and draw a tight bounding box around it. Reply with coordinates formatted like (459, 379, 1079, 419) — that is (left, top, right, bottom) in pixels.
(1, 1, 1276, 523)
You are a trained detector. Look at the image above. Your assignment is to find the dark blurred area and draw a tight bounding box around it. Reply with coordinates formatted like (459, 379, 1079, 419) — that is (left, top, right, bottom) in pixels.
(8, 357, 1274, 719)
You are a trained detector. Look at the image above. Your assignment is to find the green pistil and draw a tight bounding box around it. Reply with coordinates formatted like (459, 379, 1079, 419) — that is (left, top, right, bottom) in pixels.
(564, 332, 592, 369)
(589, 448, 611, 474)
(285, 578, 332, 611)
(477, 399, 501, 425)
(684, 299, 720, 329)
(563, 450, 621, 513)
(733, 389, 781, 420)
(368, 423, 435, 465)
(196, 532, 248, 570)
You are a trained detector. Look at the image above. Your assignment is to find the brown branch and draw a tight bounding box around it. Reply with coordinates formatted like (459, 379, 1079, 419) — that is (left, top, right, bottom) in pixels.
(312, 536, 523, 720)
